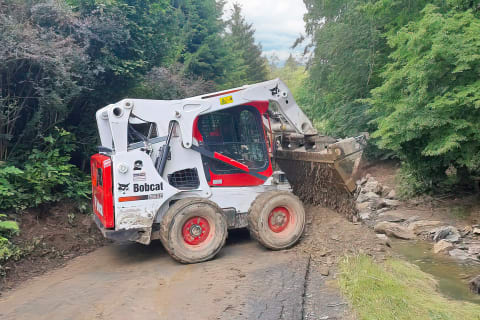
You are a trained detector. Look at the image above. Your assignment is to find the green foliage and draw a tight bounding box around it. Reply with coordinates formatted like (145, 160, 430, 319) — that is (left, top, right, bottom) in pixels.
(302, 0, 383, 136)
(0, 0, 88, 160)
(225, 3, 269, 85)
(302, 0, 480, 194)
(0, 128, 90, 211)
(269, 55, 307, 97)
(0, 166, 24, 210)
(302, 0, 434, 137)
(368, 5, 480, 192)
(0, 0, 271, 214)
(0, 214, 21, 268)
(0, 214, 19, 237)
(131, 64, 215, 99)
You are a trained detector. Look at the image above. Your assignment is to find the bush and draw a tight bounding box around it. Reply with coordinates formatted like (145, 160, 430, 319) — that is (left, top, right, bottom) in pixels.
(368, 5, 480, 194)
(0, 214, 21, 273)
(0, 128, 90, 212)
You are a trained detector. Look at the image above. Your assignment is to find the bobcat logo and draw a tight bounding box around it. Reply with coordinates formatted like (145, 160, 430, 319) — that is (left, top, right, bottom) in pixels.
(118, 183, 130, 194)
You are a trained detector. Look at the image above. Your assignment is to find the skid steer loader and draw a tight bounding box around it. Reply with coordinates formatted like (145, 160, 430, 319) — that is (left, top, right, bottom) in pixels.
(91, 79, 366, 263)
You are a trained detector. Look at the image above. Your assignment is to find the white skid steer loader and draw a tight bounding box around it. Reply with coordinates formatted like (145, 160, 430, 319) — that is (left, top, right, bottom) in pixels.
(91, 79, 366, 263)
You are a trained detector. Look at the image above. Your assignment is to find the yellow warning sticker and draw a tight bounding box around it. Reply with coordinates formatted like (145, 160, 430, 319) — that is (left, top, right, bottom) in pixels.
(220, 95, 233, 105)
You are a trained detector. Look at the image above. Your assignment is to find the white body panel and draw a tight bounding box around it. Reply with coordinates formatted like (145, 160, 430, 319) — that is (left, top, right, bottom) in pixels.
(95, 79, 309, 244)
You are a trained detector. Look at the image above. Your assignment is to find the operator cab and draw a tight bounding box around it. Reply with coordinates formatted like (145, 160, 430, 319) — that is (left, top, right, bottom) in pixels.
(193, 101, 273, 187)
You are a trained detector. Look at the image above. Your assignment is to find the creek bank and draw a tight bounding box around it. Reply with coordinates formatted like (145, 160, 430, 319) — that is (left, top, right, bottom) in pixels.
(354, 174, 480, 295)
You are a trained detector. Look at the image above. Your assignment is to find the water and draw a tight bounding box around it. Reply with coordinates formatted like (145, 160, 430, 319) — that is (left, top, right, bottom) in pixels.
(391, 240, 480, 304)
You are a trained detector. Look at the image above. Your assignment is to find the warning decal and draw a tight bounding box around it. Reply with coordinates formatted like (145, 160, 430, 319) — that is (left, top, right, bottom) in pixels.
(220, 95, 233, 105)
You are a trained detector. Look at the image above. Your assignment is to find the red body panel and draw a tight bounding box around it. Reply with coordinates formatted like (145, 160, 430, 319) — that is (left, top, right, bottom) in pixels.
(91, 154, 114, 229)
(193, 101, 273, 187)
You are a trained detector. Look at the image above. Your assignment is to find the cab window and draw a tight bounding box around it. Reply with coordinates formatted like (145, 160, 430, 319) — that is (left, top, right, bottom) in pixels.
(197, 105, 269, 173)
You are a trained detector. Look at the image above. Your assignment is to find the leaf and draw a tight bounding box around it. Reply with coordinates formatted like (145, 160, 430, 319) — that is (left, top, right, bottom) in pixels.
(0, 220, 19, 235)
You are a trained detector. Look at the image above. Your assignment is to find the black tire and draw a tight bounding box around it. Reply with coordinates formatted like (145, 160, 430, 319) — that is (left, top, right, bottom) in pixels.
(248, 191, 306, 250)
(159, 198, 227, 264)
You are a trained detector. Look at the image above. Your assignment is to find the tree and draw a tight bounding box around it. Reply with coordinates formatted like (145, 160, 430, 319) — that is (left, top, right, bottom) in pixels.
(225, 3, 268, 84)
(301, 0, 431, 137)
(176, 0, 234, 84)
(367, 5, 480, 192)
(0, 0, 88, 160)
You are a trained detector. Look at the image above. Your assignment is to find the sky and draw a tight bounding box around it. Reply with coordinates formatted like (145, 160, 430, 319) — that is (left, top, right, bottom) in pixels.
(223, 0, 308, 64)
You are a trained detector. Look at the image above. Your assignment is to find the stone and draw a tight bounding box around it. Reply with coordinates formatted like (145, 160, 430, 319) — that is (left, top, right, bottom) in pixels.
(356, 192, 380, 203)
(386, 189, 396, 199)
(378, 209, 416, 221)
(467, 245, 480, 259)
(373, 198, 387, 210)
(473, 228, 480, 235)
(469, 275, 480, 294)
(383, 199, 401, 208)
(382, 186, 391, 197)
(356, 202, 371, 211)
(407, 220, 444, 235)
(363, 179, 383, 194)
(374, 221, 416, 240)
(377, 214, 406, 223)
(433, 240, 453, 254)
(319, 266, 330, 276)
(463, 225, 473, 235)
(405, 216, 420, 223)
(376, 234, 391, 247)
(376, 207, 390, 214)
(359, 210, 371, 220)
(433, 226, 461, 243)
(358, 177, 367, 185)
(448, 249, 470, 260)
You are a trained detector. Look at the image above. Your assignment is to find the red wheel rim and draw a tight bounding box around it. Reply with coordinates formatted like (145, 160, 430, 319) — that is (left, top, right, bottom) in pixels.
(182, 216, 210, 245)
(268, 207, 290, 233)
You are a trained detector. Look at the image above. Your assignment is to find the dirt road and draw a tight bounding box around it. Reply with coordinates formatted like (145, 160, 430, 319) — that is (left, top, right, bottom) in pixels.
(1, 207, 382, 320)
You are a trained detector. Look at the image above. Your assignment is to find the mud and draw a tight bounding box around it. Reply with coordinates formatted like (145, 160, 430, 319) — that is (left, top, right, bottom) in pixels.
(0, 202, 106, 291)
(277, 159, 357, 221)
(0, 206, 386, 320)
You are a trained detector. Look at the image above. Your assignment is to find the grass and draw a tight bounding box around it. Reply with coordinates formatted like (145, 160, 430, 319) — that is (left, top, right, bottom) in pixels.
(338, 255, 480, 320)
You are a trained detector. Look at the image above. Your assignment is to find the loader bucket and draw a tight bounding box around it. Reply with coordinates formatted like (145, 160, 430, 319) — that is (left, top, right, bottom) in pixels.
(274, 136, 366, 220)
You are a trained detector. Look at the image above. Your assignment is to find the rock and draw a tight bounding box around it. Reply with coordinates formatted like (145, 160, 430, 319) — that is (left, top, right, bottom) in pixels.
(363, 179, 383, 194)
(377, 207, 391, 215)
(469, 276, 480, 294)
(356, 192, 380, 203)
(433, 226, 461, 243)
(377, 214, 406, 223)
(383, 199, 401, 208)
(405, 216, 420, 223)
(467, 245, 480, 259)
(463, 225, 473, 235)
(356, 202, 371, 211)
(374, 221, 416, 240)
(386, 189, 396, 200)
(376, 234, 391, 247)
(382, 186, 391, 197)
(449, 249, 470, 261)
(378, 209, 416, 222)
(357, 176, 368, 186)
(319, 266, 330, 276)
(373, 198, 387, 210)
(407, 220, 444, 235)
(433, 240, 453, 254)
(359, 210, 372, 220)
(473, 228, 480, 235)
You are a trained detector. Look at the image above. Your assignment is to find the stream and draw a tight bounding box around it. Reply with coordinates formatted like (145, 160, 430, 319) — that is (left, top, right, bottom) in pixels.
(392, 240, 480, 304)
